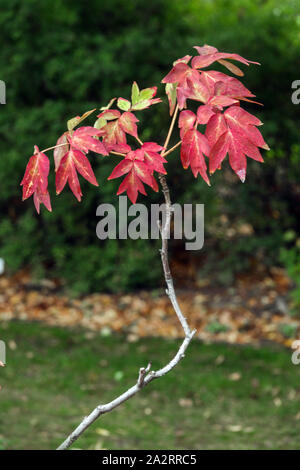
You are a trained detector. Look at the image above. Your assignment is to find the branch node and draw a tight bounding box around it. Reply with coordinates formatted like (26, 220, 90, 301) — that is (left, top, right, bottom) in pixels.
(137, 362, 152, 388)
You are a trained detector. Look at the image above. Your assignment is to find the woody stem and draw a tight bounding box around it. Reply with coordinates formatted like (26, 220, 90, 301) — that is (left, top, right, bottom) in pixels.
(41, 143, 68, 153)
(162, 141, 181, 158)
(162, 104, 179, 155)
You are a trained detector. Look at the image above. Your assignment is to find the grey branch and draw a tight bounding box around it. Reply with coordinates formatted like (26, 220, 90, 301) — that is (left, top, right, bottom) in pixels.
(138, 362, 152, 388)
(56, 175, 196, 450)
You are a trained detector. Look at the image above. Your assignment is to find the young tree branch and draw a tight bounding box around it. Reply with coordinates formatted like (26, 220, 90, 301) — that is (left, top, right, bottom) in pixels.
(163, 104, 179, 152)
(41, 143, 69, 154)
(162, 140, 181, 158)
(56, 174, 195, 450)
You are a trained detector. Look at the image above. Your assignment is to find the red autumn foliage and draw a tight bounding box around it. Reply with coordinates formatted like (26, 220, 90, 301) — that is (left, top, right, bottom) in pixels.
(21, 45, 269, 210)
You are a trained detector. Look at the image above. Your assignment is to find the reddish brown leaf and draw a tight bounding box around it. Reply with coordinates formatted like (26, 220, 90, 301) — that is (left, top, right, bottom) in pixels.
(180, 129, 210, 184)
(69, 126, 108, 155)
(21, 146, 50, 200)
(55, 148, 98, 201)
(54, 132, 70, 171)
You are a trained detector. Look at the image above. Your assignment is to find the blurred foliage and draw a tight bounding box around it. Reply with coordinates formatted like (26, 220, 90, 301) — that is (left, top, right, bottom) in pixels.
(280, 241, 300, 313)
(0, 0, 299, 294)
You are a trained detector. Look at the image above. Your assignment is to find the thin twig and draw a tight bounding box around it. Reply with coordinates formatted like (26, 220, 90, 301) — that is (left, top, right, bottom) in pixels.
(136, 136, 144, 146)
(158, 175, 194, 337)
(162, 104, 179, 153)
(41, 143, 68, 153)
(162, 140, 181, 158)
(110, 150, 126, 157)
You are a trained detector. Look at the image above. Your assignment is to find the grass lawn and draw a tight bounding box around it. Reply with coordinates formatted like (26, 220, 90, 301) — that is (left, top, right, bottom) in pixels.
(0, 320, 300, 450)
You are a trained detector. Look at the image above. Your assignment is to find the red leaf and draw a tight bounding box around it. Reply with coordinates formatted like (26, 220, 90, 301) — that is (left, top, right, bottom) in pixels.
(150, 174, 159, 192)
(161, 63, 196, 84)
(133, 160, 156, 186)
(140, 143, 166, 174)
(210, 95, 238, 107)
(97, 109, 121, 120)
(105, 143, 131, 153)
(119, 112, 139, 138)
(21, 146, 50, 200)
(162, 61, 211, 109)
(21, 146, 52, 213)
(100, 111, 139, 146)
(107, 159, 134, 180)
(54, 132, 70, 171)
(205, 113, 227, 147)
(224, 106, 269, 149)
(33, 188, 52, 214)
(196, 96, 238, 125)
(55, 148, 98, 201)
(192, 45, 260, 70)
(227, 129, 248, 182)
(199, 71, 255, 99)
(142, 152, 167, 175)
(173, 55, 192, 66)
(194, 45, 218, 55)
(69, 126, 108, 155)
(116, 171, 147, 204)
(209, 131, 230, 174)
(196, 104, 216, 125)
(141, 142, 163, 152)
(180, 129, 210, 184)
(126, 149, 144, 161)
(179, 110, 196, 138)
(102, 119, 127, 145)
(226, 105, 263, 126)
(208, 106, 268, 180)
(108, 143, 165, 203)
(177, 77, 210, 109)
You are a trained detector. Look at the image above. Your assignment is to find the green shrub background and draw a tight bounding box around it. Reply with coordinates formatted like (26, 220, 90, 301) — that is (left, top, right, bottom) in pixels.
(0, 0, 299, 296)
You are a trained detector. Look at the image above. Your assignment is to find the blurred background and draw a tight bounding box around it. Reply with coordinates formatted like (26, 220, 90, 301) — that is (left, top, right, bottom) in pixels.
(0, 0, 300, 450)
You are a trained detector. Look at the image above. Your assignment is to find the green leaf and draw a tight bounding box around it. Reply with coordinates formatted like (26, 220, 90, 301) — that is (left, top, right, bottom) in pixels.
(117, 97, 131, 111)
(67, 117, 80, 132)
(131, 100, 151, 110)
(100, 97, 116, 111)
(131, 81, 139, 105)
(67, 109, 96, 131)
(94, 117, 107, 129)
(165, 83, 177, 116)
(138, 88, 154, 101)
